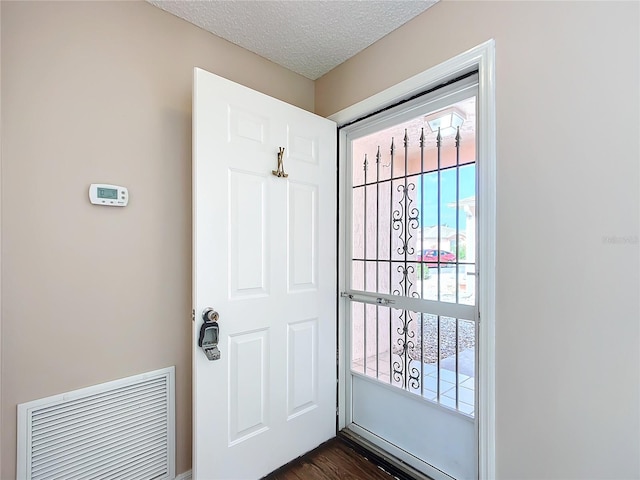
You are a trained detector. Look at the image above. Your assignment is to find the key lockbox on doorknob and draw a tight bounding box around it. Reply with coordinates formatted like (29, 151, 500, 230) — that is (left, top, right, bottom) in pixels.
(198, 308, 220, 361)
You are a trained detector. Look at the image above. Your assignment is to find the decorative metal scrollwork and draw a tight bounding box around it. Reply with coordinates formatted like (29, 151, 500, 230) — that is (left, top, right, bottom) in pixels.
(393, 265, 413, 298)
(392, 309, 421, 389)
(389, 129, 423, 390)
(392, 183, 420, 256)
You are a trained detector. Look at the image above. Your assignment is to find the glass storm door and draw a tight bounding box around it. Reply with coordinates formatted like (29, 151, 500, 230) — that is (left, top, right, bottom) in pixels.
(342, 76, 479, 480)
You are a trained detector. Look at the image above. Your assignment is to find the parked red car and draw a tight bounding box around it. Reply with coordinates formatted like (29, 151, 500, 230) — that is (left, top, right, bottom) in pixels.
(418, 249, 457, 263)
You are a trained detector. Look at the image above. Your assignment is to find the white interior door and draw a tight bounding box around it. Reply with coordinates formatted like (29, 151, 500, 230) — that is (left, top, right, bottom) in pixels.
(193, 68, 337, 480)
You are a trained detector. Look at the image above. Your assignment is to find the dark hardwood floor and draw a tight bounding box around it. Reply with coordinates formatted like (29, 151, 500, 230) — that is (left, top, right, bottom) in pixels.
(263, 438, 395, 480)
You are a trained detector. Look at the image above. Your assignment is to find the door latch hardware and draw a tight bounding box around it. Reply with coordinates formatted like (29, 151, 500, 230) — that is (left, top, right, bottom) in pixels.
(202, 308, 219, 323)
(340, 292, 395, 306)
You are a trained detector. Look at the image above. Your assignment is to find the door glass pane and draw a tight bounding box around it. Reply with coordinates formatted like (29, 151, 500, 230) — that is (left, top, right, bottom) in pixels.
(350, 302, 476, 416)
(350, 96, 477, 306)
(348, 93, 478, 417)
(457, 319, 476, 416)
(350, 301, 364, 374)
(438, 316, 458, 407)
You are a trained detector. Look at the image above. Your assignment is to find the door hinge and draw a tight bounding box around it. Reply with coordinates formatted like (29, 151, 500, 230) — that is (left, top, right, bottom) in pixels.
(191, 309, 195, 322)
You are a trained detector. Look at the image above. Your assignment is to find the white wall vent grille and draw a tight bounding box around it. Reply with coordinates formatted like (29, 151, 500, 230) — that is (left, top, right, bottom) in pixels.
(17, 367, 175, 480)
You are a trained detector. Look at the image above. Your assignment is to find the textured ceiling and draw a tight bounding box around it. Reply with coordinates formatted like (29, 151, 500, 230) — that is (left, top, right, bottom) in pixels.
(147, 1, 438, 80)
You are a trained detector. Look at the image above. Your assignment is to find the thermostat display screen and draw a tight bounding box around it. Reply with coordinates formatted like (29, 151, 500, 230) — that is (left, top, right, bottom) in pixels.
(89, 184, 128, 207)
(97, 188, 118, 199)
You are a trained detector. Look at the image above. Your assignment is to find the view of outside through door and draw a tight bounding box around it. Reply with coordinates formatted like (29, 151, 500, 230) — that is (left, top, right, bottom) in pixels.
(350, 95, 477, 416)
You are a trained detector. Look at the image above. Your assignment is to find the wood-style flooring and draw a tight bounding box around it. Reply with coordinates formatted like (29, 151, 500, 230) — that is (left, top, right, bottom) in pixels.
(263, 438, 395, 480)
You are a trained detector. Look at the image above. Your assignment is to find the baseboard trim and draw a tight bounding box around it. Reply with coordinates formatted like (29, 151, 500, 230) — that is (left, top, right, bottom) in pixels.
(175, 470, 192, 480)
(338, 430, 434, 480)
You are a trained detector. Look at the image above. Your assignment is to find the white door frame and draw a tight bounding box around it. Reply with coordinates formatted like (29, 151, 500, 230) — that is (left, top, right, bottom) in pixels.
(332, 40, 496, 479)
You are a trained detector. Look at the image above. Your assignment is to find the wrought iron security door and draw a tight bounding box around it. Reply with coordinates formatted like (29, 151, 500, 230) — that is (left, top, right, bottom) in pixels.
(346, 93, 478, 416)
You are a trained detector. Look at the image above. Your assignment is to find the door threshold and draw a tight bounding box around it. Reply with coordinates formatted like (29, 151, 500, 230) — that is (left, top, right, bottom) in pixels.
(338, 429, 434, 480)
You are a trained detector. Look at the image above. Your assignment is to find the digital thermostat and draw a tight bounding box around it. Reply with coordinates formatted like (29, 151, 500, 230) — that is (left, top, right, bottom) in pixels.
(89, 184, 128, 206)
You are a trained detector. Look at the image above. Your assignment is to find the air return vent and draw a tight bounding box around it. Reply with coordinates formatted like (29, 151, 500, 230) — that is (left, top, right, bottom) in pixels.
(17, 367, 175, 480)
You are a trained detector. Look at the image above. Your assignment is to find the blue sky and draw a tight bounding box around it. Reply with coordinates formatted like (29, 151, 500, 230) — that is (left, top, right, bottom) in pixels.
(417, 164, 475, 229)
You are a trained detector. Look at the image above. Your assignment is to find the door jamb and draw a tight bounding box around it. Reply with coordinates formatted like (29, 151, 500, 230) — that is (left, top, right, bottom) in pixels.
(331, 39, 496, 480)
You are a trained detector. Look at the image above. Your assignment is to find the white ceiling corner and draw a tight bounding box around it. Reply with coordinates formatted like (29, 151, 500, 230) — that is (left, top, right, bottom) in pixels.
(147, 0, 438, 80)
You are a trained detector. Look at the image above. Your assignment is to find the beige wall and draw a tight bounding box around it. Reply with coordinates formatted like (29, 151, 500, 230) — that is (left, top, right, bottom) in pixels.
(317, 1, 639, 478)
(0, 1, 314, 478)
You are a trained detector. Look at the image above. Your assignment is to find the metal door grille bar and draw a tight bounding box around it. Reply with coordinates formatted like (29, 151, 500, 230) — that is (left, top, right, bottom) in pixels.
(419, 128, 425, 396)
(363, 153, 368, 375)
(351, 162, 475, 188)
(375, 147, 381, 379)
(388, 138, 395, 382)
